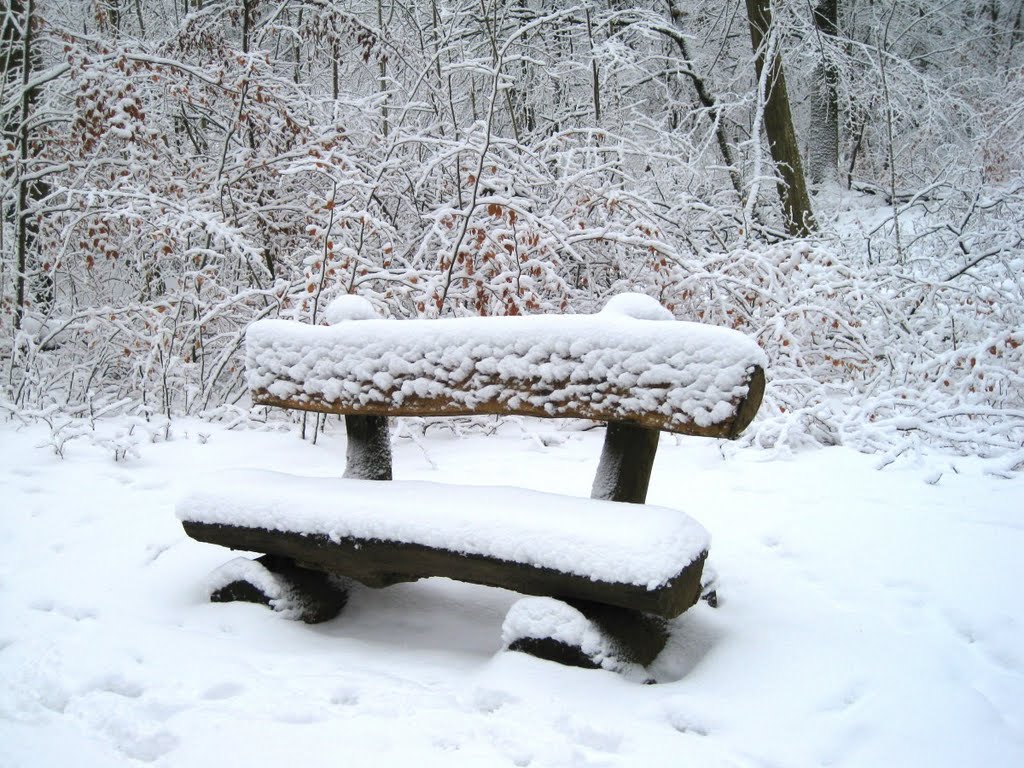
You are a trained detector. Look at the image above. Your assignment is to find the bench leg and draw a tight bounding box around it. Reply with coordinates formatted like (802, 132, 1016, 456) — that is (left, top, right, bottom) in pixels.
(502, 597, 668, 676)
(566, 599, 669, 666)
(207, 554, 350, 624)
(344, 414, 392, 480)
(591, 422, 659, 503)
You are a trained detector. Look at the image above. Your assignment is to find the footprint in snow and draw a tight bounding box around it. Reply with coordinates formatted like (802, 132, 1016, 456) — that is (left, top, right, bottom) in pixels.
(330, 687, 360, 706)
(116, 729, 179, 763)
(29, 598, 97, 622)
(143, 541, 176, 565)
(670, 718, 709, 737)
(944, 609, 1021, 672)
(432, 735, 462, 751)
(274, 708, 323, 725)
(73, 696, 179, 763)
(819, 682, 867, 714)
(556, 715, 622, 753)
(469, 687, 517, 714)
(134, 479, 169, 491)
(201, 681, 245, 701)
(761, 535, 797, 559)
(664, 696, 716, 738)
(91, 673, 145, 699)
(666, 707, 711, 737)
(882, 579, 927, 609)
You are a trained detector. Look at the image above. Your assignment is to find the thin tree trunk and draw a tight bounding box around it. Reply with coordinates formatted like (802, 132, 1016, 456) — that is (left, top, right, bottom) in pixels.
(665, 1, 743, 198)
(745, 0, 816, 236)
(11, 0, 46, 330)
(585, 7, 601, 125)
(332, 45, 338, 100)
(106, 0, 121, 38)
(134, 0, 146, 36)
(877, 3, 902, 261)
(378, 0, 389, 139)
(293, 8, 303, 85)
(241, 0, 251, 54)
(478, 0, 520, 144)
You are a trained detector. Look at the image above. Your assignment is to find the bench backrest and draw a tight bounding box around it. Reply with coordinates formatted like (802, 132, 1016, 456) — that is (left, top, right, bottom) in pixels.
(245, 293, 765, 504)
(246, 293, 766, 440)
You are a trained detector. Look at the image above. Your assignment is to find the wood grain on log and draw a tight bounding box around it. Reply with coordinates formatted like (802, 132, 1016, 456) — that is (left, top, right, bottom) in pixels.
(252, 363, 764, 439)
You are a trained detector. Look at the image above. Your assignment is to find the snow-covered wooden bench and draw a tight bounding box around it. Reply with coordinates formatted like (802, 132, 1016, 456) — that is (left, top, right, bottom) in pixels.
(177, 293, 766, 675)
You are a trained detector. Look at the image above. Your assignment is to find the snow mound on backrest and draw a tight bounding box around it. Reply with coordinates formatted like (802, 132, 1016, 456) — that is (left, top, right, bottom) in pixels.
(323, 295, 378, 324)
(600, 293, 674, 321)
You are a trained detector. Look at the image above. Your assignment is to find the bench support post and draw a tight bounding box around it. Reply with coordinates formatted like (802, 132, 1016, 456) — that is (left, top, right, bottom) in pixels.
(505, 598, 669, 672)
(343, 415, 393, 481)
(591, 423, 659, 504)
(209, 554, 349, 624)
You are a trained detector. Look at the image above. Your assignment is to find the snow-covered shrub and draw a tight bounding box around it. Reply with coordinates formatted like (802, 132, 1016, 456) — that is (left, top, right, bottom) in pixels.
(3, 0, 1022, 459)
(642, 211, 1024, 455)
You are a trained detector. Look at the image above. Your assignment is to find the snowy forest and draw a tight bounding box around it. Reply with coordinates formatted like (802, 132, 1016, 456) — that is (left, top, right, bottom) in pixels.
(3, 0, 1024, 457)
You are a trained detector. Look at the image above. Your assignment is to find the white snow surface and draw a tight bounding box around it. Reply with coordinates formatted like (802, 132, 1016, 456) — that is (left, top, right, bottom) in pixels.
(2, 418, 1024, 767)
(177, 471, 709, 589)
(246, 293, 766, 429)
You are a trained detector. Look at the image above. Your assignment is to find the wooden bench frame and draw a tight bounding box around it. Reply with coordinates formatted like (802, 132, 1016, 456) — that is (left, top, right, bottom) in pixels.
(180, 295, 765, 674)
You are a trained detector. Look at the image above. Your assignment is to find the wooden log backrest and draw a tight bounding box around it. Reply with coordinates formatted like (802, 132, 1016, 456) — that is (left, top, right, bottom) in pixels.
(245, 293, 766, 503)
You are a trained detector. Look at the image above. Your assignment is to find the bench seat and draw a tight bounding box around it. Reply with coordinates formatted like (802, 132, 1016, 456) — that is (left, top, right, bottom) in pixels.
(177, 470, 710, 619)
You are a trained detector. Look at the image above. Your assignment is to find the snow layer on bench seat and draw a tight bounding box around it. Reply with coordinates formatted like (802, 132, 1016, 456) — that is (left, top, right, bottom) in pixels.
(177, 470, 710, 590)
(245, 293, 766, 430)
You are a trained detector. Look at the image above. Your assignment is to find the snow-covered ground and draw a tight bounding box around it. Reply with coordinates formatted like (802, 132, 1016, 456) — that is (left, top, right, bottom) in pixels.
(1, 417, 1022, 767)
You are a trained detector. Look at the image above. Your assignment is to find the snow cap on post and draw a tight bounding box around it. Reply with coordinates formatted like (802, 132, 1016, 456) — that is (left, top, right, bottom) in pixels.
(324, 294, 378, 324)
(322, 294, 392, 480)
(600, 292, 674, 321)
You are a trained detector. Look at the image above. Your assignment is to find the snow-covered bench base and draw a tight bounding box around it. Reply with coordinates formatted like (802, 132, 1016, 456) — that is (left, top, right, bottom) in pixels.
(502, 597, 669, 677)
(205, 554, 350, 624)
(178, 472, 710, 623)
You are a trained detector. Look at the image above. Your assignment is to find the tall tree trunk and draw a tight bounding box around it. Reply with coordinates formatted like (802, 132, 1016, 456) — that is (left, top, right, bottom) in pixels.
(1, 1, 24, 167)
(241, 0, 252, 54)
(745, 0, 816, 236)
(808, 0, 840, 186)
(8, 0, 49, 329)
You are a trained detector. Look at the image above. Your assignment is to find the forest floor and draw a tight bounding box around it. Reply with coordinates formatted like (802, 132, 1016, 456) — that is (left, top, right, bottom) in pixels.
(1, 417, 1022, 767)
